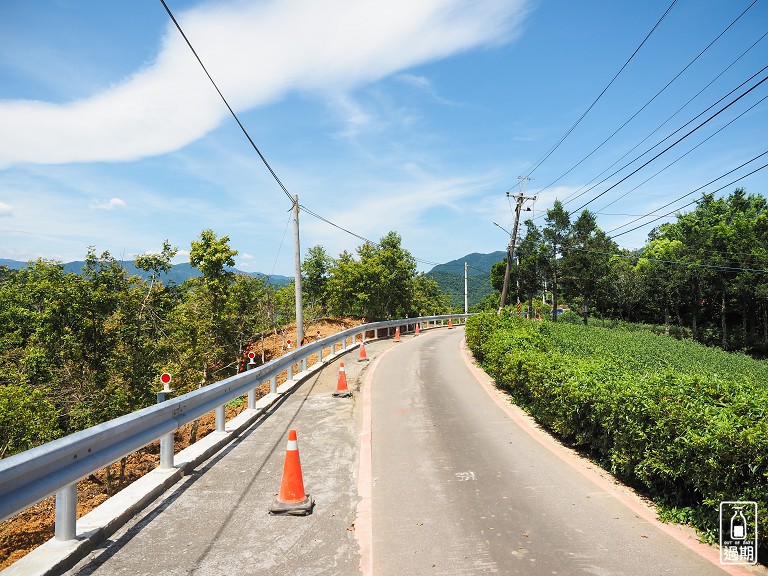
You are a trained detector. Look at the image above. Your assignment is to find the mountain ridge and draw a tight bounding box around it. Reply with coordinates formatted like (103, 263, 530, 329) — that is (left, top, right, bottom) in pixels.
(1, 250, 506, 298)
(0, 258, 292, 286)
(428, 251, 505, 276)
(426, 251, 504, 310)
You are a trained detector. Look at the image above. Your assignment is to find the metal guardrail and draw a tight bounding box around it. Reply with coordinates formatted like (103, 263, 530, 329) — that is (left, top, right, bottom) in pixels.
(0, 314, 470, 538)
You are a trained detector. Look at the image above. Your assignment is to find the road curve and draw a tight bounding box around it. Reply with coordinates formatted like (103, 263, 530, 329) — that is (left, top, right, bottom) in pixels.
(364, 327, 738, 576)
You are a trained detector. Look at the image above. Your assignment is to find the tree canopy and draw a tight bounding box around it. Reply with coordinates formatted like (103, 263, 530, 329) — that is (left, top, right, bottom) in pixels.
(485, 188, 768, 353)
(0, 229, 450, 457)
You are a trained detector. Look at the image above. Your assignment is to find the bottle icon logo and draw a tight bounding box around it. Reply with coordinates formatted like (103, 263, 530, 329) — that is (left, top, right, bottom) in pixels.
(730, 507, 747, 540)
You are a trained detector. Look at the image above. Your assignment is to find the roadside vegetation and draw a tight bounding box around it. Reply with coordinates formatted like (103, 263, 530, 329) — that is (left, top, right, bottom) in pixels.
(466, 312, 768, 556)
(0, 229, 448, 460)
(480, 189, 768, 356)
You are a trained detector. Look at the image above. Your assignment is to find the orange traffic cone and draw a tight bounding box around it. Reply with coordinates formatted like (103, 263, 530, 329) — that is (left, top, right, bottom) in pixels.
(358, 342, 369, 362)
(394, 327, 401, 342)
(415, 322, 420, 336)
(448, 318, 453, 329)
(269, 430, 314, 515)
(333, 362, 352, 397)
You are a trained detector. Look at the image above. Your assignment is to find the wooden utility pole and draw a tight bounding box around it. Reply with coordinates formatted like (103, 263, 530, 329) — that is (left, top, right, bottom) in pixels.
(293, 195, 304, 348)
(497, 179, 535, 315)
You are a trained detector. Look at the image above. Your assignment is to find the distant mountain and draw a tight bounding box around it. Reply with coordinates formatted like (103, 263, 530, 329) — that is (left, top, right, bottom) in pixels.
(429, 251, 505, 276)
(427, 251, 504, 310)
(0, 259, 26, 271)
(0, 259, 292, 286)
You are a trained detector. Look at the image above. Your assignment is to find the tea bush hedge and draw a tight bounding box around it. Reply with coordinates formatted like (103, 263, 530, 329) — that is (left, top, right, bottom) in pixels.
(466, 312, 768, 550)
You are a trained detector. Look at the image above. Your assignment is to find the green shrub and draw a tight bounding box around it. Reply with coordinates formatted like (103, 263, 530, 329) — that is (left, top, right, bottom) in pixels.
(465, 315, 768, 554)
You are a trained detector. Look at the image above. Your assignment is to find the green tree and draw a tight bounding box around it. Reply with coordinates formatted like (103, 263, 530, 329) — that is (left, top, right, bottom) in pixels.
(326, 232, 419, 320)
(517, 220, 549, 317)
(302, 245, 332, 317)
(601, 251, 646, 321)
(543, 201, 571, 321)
(0, 384, 59, 458)
(190, 229, 237, 301)
(409, 273, 451, 316)
(560, 210, 616, 324)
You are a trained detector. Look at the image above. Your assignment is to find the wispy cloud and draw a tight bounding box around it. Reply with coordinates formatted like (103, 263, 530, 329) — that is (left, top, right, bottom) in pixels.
(396, 73, 460, 106)
(330, 94, 378, 140)
(90, 197, 127, 210)
(301, 169, 500, 253)
(0, 202, 12, 217)
(0, 0, 529, 169)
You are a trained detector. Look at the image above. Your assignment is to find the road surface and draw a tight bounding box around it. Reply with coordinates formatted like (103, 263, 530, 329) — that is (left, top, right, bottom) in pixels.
(365, 327, 737, 575)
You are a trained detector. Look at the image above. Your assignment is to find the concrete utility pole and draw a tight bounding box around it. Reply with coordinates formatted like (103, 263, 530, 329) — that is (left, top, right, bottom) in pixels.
(293, 195, 304, 348)
(464, 261, 468, 314)
(497, 179, 536, 315)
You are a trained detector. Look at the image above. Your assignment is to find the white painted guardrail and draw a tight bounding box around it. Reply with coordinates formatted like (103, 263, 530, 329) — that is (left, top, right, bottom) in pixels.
(0, 315, 470, 541)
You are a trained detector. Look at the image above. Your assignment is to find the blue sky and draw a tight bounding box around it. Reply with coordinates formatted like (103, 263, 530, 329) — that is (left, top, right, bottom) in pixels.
(1, 0, 766, 276)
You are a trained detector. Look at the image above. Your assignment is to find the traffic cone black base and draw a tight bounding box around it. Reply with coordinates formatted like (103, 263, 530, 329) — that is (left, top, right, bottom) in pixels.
(269, 494, 315, 516)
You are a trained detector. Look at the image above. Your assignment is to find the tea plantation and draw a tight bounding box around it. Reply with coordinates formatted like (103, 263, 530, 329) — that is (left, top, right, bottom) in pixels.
(466, 313, 768, 554)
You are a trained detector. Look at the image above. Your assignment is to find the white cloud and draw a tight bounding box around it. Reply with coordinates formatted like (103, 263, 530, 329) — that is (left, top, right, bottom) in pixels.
(91, 197, 127, 210)
(0, 202, 12, 217)
(174, 250, 191, 264)
(0, 0, 529, 168)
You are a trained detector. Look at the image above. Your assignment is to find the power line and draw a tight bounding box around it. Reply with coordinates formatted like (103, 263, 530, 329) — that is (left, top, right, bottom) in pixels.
(606, 148, 768, 234)
(570, 247, 768, 274)
(550, 34, 768, 213)
(609, 159, 768, 239)
(299, 204, 448, 269)
(569, 70, 768, 214)
(159, 0, 295, 206)
(564, 65, 768, 210)
(533, 0, 758, 198)
(523, 0, 678, 179)
(594, 91, 768, 214)
(159, 2, 488, 282)
(268, 212, 293, 279)
(299, 203, 497, 274)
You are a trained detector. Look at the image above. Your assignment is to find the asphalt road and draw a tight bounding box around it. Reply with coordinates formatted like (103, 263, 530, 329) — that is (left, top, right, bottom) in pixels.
(367, 327, 736, 576)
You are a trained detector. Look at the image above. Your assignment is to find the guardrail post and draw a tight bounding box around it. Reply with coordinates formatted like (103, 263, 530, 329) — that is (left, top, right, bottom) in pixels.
(318, 346, 323, 363)
(55, 483, 77, 541)
(157, 389, 175, 469)
(160, 432, 174, 469)
(287, 364, 293, 381)
(342, 337, 347, 351)
(215, 405, 225, 432)
(270, 375, 277, 394)
(248, 388, 256, 409)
